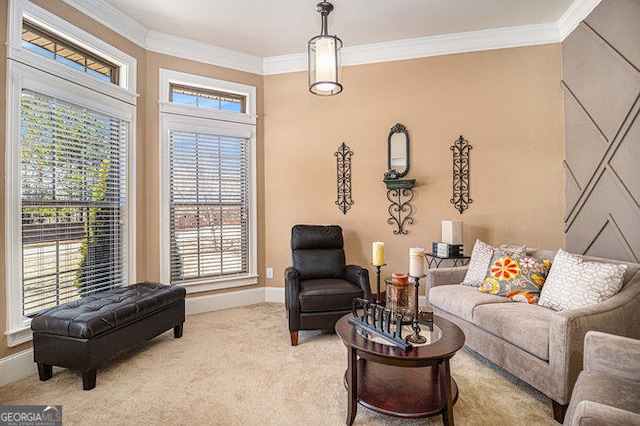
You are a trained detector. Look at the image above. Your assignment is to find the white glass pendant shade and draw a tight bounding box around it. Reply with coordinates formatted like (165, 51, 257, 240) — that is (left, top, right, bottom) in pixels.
(308, 34, 342, 95)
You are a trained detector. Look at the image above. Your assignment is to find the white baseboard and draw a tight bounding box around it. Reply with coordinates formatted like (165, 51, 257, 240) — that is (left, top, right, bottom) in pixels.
(265, 286, 285, 303)
(185, 287, 267, 315)
(0, 348, 37, 387)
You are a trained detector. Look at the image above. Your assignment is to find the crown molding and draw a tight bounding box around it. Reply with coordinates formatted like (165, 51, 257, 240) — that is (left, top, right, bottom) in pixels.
(146, 31, 263, 75)
(557, 0, 603, 40)
(62, 0, 148, 47)
(263, 22, 561, 75)
(62, 0, 601, 76)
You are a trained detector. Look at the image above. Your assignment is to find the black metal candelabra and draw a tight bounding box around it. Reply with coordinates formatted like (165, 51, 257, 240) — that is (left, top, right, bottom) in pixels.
(407, 275, 427, 344)
(371, 263, 386, 304)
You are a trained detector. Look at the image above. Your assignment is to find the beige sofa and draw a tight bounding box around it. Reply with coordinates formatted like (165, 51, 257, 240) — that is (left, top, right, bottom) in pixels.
(564, 331, 640, 425)
(425, 249, 640, 423)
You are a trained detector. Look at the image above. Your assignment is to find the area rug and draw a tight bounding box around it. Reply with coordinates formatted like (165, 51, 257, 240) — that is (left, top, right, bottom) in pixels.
(0, 303, 556, 425)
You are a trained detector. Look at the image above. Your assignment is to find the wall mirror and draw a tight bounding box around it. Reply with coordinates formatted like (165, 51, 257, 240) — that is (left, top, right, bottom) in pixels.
(388, 123, 410, 178)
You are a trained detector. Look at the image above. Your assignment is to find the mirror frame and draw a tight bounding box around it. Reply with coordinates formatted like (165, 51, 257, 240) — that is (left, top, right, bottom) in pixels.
(387, 123, 410, 178)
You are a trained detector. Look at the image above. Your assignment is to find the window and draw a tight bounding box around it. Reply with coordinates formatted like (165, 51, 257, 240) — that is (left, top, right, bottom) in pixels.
(21, 91, 128, 316)
(169, 131, 249, 281)
(5, 0, 136, 346)
(170, 84, 245, 113)
(160, 69, 257, 292)
(22, 20, 119, 84)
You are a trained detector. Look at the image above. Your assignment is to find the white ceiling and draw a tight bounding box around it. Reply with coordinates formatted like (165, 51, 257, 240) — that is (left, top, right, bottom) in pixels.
(103, 0, 577, 58)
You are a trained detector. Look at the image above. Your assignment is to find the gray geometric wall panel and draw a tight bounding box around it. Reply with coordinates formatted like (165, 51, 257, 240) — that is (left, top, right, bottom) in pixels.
(585, 0, 640, 71)
(562, 0, 640, 263)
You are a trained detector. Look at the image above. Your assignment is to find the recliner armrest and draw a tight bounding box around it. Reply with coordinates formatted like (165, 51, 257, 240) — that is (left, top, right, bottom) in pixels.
(584, 331, 640, 382)
(285, 267, 301, 330)
(344, 265, 372, 300)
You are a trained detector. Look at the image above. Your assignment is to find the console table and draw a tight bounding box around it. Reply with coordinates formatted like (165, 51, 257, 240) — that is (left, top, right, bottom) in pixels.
(335, 314, 465, 425)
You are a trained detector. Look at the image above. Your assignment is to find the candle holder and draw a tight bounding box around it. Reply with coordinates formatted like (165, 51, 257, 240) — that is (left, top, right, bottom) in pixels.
(407, 275, 427, 344)
(385, 276, 413, 325)
(370, 263, 386, 304)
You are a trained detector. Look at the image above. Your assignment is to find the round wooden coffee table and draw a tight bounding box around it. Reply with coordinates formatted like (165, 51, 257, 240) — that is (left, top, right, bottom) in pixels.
(335, 314, 465, 426)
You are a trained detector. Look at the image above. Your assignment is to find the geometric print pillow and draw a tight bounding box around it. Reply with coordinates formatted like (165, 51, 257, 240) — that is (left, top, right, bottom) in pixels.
(478, 254, 552, 304)
(461, 239, 526, 287)
(538, 249, 628, 311)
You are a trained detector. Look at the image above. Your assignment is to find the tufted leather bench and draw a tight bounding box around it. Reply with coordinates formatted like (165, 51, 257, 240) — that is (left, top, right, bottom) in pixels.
(31, 282, 186, 390)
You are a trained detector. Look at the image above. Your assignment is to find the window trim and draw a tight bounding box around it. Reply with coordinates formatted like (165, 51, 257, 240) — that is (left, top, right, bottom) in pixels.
(159, 69, 256, 125)
(159, 70, 257, 293)
(5, 61, 137, 347)
(7, 0, 137, 106)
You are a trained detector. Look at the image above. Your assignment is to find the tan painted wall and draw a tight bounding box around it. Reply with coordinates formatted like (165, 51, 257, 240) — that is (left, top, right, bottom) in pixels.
(263, 44, 566, 290)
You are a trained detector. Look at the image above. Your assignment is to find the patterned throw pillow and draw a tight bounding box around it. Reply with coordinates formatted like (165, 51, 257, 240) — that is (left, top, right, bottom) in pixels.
(478, 254, 552, 303)
(461, 239, 526, 287)
(538, 249, 628, 311)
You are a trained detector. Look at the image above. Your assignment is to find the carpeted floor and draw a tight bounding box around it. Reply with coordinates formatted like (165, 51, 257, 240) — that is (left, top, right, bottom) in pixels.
(0, 303, 557, 425)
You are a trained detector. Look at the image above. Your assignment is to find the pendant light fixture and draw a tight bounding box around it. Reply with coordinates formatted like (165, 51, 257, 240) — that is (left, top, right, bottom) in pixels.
(308, 1, 343, 96)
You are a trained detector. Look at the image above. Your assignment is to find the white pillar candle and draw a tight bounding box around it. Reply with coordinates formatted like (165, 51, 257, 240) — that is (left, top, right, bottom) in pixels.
(442, 220, 463, 245)
(409, 247, 425, 277)
(372, 242, 385, 266)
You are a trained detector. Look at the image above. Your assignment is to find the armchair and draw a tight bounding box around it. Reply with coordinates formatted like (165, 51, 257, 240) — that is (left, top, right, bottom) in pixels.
(564, 331, 640, 425)
(285, 225, 371, 346)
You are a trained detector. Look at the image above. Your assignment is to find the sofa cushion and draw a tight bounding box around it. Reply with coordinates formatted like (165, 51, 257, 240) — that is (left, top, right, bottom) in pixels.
(479, 255, 552, 304)
(429, 284, 513, 322)
(462, 240, 526, 287)
(473, 302, 554, 361)
(539, 249, 628, 311)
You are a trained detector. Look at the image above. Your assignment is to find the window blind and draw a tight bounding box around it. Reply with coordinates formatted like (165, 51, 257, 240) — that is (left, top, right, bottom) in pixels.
(169, 130, 249, 282)
(21, 90, 127, 316)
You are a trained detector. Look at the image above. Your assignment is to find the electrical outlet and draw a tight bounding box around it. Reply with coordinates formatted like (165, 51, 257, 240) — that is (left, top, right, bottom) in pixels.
(266, 267, 273, 279)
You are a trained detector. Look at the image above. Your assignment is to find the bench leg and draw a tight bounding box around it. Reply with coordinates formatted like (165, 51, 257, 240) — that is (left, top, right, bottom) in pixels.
(173, 323, 183, 338)
(37, 363, 52, 381)
(82, 369, 97, 390)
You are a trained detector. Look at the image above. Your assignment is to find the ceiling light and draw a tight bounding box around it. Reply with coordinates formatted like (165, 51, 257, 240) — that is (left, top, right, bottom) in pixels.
(308, 2, 342, 96)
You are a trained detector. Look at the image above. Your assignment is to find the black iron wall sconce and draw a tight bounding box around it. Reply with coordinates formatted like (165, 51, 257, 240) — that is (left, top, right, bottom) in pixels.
(335, 142, 354, 214)
(450, 135, 472, 214)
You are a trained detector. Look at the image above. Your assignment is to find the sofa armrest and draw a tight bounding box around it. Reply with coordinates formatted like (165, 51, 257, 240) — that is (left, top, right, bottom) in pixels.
(345, 265, 372, 300)
(584, 331, 640, 382)
(426, 266, 468, 288)
(548, 280, 640, 403)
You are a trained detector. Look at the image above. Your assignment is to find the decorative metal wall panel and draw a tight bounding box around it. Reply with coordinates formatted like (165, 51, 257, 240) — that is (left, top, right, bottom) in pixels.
(450, 135, 472, 214)
(335, 142, 353, 214)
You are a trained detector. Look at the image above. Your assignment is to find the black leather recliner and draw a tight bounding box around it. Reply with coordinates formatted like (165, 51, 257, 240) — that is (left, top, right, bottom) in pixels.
(285, 224, 371, 346)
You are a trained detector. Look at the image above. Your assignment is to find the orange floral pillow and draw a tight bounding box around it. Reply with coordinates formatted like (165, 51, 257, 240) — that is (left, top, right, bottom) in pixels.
(478, 255, 552, 303)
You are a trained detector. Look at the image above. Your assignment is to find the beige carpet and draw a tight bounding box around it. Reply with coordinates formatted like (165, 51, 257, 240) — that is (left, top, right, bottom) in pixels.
(0, 303, 557, 425)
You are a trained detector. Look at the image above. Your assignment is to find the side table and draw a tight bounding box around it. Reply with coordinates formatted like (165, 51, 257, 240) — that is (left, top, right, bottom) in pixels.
(425, 253, 470, 268)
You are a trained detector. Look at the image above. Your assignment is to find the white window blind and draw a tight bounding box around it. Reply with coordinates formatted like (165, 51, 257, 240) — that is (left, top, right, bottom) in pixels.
(169, 130, 249, 282)
(21, 90, 127, 316)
